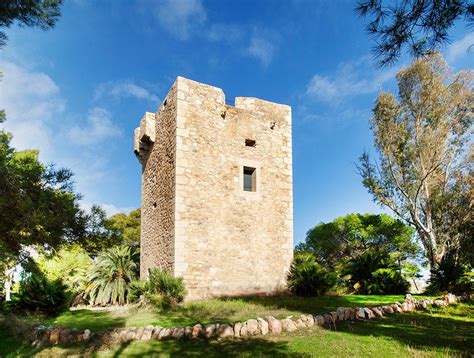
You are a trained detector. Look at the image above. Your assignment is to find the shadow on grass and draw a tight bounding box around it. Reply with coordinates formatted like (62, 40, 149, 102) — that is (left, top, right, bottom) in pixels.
(107, 337, 293, 358)
(332, 304, 474, 355)
(47, 309, 125, 332)
(222, 293, 406, 316)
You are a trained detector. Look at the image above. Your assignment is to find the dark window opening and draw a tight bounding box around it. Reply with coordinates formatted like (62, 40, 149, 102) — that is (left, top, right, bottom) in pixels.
(245, 139, 256, 147)
(243, 166, 256, 192)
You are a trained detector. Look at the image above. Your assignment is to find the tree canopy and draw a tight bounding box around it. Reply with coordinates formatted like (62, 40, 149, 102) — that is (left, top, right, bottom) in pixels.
(296, 213, 419, 268)
(0, 0, 63, 48)
(358, 53, 473, 270)
(106, 208, 141, 246)
(356, 0, 474, 66)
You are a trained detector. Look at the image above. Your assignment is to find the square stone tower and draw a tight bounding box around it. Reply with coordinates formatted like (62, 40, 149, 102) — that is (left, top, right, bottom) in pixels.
(134, 77, 293, 300)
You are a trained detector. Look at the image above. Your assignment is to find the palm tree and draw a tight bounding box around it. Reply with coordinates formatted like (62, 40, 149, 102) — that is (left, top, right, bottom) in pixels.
(86, 245, 139, 306)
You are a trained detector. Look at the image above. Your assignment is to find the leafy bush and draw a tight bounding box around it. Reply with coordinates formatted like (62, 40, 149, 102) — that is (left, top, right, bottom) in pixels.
(86, 245, 139, 306)
(427, 252, 473, 294)
(36, 245, 92, 294)
(147, 268, 186, 307)
(345, 250, 409, 294)
(16, 275, 69, 316)
(128, 279, 149, 303)
(287, 253, 337, 296)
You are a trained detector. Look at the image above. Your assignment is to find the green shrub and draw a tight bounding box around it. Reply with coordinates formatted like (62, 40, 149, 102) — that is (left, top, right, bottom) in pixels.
(36, 245, 92, 294)
(16, 275, 69, 316)
(427, 252, 473, 294)
(287, 253, 337, 296)
(345, 250, 409, 294)
(147, 268, 186, 308)
(86, 245, 139, 306)
(128, 279, 149, 303)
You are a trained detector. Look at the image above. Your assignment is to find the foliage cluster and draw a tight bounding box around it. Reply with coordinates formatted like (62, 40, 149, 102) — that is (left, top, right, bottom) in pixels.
(359, 53, 473, 292)
(85, 245, 139, 306)
(287, 253, 337, 296)
(294, 213, 414, 295)
(16, 274, 69, 316)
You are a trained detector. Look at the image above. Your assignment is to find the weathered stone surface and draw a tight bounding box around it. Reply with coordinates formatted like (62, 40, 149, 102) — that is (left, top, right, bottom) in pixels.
(141, 326, 154, 340)
(135, 327, 145, 340)
(433, 300, 448, 308)
(172, 327, 185, 339)
(281, 318, 297, 332)
(126, 331, 136, 341)
(336, 307, 345, 321)
(330, 311, 338, 322)
(324, 314, 334, 325)
(137, 77, 294, 300)
(302, 314, 314, 327)
(191, 324, 203, 338)
(83, 329, 91, 341)
(401, 302, 409, 312)
(343, 308, 352, 320)
(295, 318, 306, 329)
(364, 308, 375, 319)
(217, 324, 234, 339)
(257, 318, 269, 335)
(204, 324, 217, 338)
(267, 317, 282, 334)
(382, 306, 394, 314)
(184, 326, 192, 338)
(371, 308, 383, 318)
(245, 319, 259, 336)
(356, 308, 366, 320)
(158, 328, 171, 339)
(240, 322, 248, 336)
(445, 293, 457, 304)
(48, 328, 61, 345)
(233, 322, 242, 337)
(152, 326, 163, 339)
(349, 308, 357, 320)
(314, 315, 325, 325)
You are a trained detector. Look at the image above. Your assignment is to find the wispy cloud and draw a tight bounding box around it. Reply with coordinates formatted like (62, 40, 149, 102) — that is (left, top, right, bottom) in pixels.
(94, 80, 160, 103)
(246, 34, 276, 67)
(0, 60, 126, 210)
(0, 61, 65, 155)
(306, 56, 398, 102)
(446, 32, 474, 63)
(154, 0, 207, 40)
(68, 107, 122, 146)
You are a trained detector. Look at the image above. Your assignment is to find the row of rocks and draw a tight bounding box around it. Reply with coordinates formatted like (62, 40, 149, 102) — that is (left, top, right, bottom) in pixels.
(30, 292, 472, 347)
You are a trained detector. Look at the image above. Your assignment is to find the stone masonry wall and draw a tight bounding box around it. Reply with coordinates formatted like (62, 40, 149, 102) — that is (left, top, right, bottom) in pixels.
(139, 83, 178, 279)
(173, 77, 293, 300)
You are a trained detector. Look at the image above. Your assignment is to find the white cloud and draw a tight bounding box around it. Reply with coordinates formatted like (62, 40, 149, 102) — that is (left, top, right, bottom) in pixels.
(80, 201, 135, 217)
(446, 32, 474, 63)
(306, 57, 398, 102)
(207, 24, 244, 42)
(0, 61, 65, 155)
(94, 80, 160, 103)
(246, 34, 276, 67)
(68, 107, 122, 145)
(154, 0, 207, 40)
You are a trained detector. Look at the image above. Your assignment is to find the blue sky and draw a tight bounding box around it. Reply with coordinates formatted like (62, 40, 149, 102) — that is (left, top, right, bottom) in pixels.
(0, 0, 472, 246)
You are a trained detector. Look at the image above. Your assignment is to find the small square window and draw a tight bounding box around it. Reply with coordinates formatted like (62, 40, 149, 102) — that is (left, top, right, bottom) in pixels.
(243, 166, 256, 192)
(245, 139, 256, 147)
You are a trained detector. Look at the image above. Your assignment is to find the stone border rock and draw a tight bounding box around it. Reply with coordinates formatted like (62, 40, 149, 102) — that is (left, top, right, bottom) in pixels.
(16, 293, 473, 348)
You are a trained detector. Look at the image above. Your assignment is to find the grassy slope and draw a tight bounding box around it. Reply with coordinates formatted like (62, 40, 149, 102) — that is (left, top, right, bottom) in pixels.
(2, 302, 472, 357)
(46, 294, 409, 331)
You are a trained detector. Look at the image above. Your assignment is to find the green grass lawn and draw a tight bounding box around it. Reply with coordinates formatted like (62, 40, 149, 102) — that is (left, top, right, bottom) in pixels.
(1, 301, 472, 357)
(44, 294, 410, 332)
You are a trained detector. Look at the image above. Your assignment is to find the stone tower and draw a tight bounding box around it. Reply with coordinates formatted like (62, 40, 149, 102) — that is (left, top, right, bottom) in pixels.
(134, 77, 293, 300)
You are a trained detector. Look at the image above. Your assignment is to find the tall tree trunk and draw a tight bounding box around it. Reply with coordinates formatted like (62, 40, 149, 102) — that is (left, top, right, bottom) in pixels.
(3, 264, 14, 302)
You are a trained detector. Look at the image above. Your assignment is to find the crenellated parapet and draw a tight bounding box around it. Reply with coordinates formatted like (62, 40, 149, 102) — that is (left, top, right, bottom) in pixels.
(134, 112, 156, 164)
